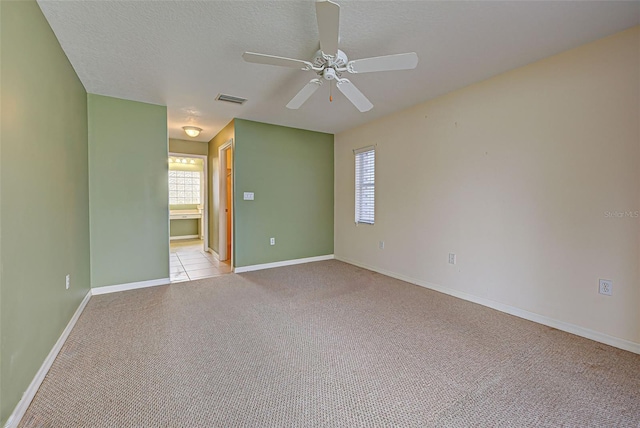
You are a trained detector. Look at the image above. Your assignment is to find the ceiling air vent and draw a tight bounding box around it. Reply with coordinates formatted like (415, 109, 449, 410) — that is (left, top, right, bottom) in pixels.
(216, 94, 247, 105)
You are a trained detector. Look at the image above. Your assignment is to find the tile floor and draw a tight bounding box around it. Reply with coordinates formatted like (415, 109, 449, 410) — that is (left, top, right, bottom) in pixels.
(169, 239, 232, 283)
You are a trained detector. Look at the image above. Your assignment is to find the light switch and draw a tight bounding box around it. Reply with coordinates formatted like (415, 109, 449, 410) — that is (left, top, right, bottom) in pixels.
(243, 192, 254, 201)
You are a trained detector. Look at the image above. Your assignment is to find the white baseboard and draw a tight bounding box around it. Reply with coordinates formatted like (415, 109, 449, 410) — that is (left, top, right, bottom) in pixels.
(4, 290, 92, 428)
(169, 234, 199, 241)
(336, 256, 640, 355)
(91, 278, 170, 296)
(234, 254, 335, 273)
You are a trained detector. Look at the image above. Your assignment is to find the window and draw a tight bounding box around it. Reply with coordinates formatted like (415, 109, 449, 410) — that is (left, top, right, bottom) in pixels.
(355, 146, 375, 224)
(169, 170, 201, 205)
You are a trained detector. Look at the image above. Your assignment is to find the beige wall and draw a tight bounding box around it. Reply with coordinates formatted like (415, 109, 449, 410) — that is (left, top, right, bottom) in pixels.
(335, 27, 640, 346)
(169, 138, 208, 156)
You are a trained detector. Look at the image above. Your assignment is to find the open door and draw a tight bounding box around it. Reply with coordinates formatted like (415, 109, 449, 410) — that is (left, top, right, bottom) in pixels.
(225, 149, 232, 259)
(218, 140, 233, 263)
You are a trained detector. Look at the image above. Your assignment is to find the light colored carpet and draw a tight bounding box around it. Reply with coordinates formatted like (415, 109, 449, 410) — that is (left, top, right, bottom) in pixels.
(20, 260, 640, 427)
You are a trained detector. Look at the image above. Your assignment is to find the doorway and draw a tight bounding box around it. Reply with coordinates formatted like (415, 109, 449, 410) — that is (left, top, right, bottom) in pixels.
(219, 140, 233, 263)
(168, 153, 208, 247)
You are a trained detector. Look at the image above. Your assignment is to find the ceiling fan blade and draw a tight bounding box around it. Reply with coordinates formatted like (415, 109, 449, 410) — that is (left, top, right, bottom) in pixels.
(316, 0, 340, 57)
(286, 79, 323, 109)
(347, 52, 419, 74)
(242, 52, 313, 70)
(336, 79, 373, 112)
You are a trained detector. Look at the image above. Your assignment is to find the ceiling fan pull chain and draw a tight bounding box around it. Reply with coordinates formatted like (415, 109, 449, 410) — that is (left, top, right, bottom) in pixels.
(330, 81, 333, 102)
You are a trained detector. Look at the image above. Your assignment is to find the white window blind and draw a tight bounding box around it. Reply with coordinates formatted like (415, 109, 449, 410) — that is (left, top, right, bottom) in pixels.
(169, 170, 202, 205)
(355, 146, 375, 224)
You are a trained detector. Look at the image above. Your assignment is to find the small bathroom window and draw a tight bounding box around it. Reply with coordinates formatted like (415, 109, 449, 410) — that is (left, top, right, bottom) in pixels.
(169, 170, 202, 205)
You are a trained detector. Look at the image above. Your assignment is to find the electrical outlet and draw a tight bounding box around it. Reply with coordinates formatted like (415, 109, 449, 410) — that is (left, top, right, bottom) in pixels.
(379, 241, 385, 249)
(270, 237, 275, 246)
(448, 253, 456, 265)
(65, 274, 70, 290)
(599, 279, 612, 296)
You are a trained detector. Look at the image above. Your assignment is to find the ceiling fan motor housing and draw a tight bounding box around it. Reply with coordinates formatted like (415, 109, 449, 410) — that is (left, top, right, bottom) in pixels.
(323, 68, 337, 80)
(313, 49, 348, 69)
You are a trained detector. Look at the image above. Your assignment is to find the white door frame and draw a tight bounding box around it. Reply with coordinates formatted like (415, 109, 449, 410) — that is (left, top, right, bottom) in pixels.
(218, 139, 233, 263)
(168, 152, 208, 250)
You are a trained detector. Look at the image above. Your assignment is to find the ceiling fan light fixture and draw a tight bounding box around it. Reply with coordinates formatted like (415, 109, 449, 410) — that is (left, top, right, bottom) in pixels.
(182, 126, 202, 138)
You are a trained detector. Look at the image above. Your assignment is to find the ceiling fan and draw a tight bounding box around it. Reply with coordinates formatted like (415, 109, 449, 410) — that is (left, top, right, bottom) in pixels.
(242, 0, 418, 112)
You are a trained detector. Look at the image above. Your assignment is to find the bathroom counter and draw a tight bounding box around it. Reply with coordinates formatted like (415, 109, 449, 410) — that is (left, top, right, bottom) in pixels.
(169, 209, 202, 220)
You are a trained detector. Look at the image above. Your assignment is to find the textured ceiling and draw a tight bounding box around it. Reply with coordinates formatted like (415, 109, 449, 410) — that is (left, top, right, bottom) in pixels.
(38, 1, 639, 142)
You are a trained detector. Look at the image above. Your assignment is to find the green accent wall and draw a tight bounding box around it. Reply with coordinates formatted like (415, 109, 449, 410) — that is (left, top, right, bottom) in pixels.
(0, 1, 91, 424)
(170, 205, 199, 210)
(169, 138, 208, 156)
(208, 120, 235, 254)
(170, 219, 199, 237)
(233, 119, 334, 267)
(88, 95, 169, 288)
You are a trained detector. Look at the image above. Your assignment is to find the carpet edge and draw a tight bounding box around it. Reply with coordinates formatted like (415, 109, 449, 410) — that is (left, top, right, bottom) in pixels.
(335, 256, 640, 355)
(4, 290, 92, 428)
